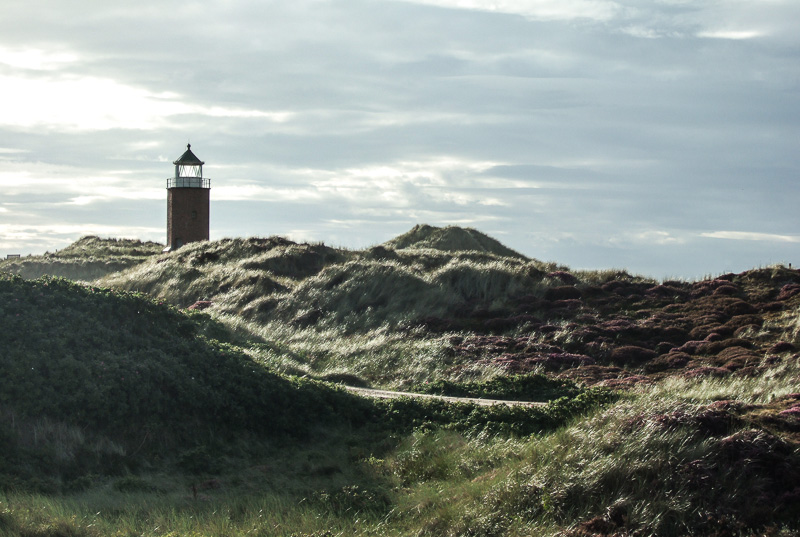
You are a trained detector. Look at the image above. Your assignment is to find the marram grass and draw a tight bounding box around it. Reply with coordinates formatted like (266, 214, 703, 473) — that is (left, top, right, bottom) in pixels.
(2, 353, 798, 537)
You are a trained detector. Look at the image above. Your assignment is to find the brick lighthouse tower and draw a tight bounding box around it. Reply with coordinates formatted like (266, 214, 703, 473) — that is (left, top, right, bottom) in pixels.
(164, 144, 210, 252)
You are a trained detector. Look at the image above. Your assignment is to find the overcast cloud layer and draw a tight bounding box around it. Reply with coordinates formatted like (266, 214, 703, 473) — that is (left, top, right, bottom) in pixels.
(0, 0, 798, 278)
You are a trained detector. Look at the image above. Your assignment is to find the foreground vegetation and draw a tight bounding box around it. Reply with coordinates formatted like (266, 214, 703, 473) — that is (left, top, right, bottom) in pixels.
(2, 225, 799, 536)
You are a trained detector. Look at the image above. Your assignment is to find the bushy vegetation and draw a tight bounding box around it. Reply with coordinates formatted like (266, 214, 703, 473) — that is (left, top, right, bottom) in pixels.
(382, 223, 528, 259)
(0, 236, 162, 281)
(413, 372, 581, 402)
(0, 270, 605, 495)
(0, 273, 392, 495)
(2, 225, 800, 536)
(0, 273, 366, 440)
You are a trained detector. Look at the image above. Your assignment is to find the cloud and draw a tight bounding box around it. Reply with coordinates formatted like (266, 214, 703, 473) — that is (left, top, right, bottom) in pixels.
(701, 231, 800, 243)
(0, 0, 798, 278)
(0, 46, 78, 70)
(627, 230, 688, 246)
(0, 70, 294, 132)
(399, 0, 622, 21)
(0, 223, 163, 253)
(0, 161, 162, 201)
(696, 30, 763, 40)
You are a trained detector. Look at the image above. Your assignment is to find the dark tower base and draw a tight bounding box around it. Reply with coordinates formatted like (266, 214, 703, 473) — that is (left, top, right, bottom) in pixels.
(165, 187, 210, 252)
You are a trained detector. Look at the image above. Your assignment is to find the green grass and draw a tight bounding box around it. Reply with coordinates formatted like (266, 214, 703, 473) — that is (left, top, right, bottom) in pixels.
(380, 224, 529, 259)
(374, 359, 800, 536)
(412, 373, 581, 402)
(4, 229, 800, 536)
(5, 363, 794, 537)
(97, 234, 572, 331)
(0, 236, 162, 281)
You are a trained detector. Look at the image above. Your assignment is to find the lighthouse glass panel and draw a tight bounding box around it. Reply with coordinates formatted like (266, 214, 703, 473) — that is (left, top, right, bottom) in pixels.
(178, 164, 202, 178)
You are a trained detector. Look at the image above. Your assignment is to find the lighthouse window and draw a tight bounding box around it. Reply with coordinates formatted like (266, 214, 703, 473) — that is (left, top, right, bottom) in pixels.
(191, 210, 197, 219)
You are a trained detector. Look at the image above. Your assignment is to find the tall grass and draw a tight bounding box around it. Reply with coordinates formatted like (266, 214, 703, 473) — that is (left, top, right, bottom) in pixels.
(98, 235, 576, 333)
(376, 357, 800, 536)
(96, 237, 594, 391)
(0, 490, 384, 537)
(230, 317, 487, 389)
(0, 237, 162, 281)
(381, 224, 529, 259)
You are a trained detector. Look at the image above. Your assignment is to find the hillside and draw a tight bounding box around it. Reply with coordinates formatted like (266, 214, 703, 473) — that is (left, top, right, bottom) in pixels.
(0, 273, 384, 486)
(0, 270, 603, 483)
(1, 226, 800, 536)
(382, 223, 528, 259)
(0, 236, 161, 281)
(96, 234, 556, 334)
(96, 228, 800, 390)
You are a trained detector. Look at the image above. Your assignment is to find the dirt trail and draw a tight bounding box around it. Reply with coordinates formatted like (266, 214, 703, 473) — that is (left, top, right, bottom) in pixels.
(343, 386, 547, 407)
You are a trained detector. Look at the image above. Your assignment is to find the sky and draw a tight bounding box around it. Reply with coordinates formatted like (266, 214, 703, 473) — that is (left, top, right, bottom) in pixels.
(0, 0, 798, 279)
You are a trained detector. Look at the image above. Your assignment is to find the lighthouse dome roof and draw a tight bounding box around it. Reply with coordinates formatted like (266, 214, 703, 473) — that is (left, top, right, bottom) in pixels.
(173, 144, 204, 166)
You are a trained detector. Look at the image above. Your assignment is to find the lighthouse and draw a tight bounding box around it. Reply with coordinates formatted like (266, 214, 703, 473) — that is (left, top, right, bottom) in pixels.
(164, 144, 210, 252)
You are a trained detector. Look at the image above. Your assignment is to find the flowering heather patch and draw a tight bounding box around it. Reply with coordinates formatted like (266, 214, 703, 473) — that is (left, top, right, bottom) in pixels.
(546, 271, 579, 285)
(644, 351, 691, 373)
(757, 300, 785, 312)
(699, 337, 754, 356)
(723, 313, 763, 331)
(703, 331, 724, 342)
(645, 284, 688, 299)
(600, 280, 649, 297)
(490, 351, 595, 373)
(544, 285, 582, 301)
(650, 402, 740, 436)
(599, 374, 651, 388)
(599, 317, 635, 330)
(557, 364, 630, 385)
(689, 277, 739, 298)
(778, 405, 800, 417)
(550, 298, 583, 310)
(689, 323, 726, 340)
(724, 299, 758, 316)
(540, 352, 595, 368)
(767, 341, 797, 354)
(712, 284, 740, 296)
(187, 300, 213, 310)
(675, 340, 706, 355)
(732, 324, 762, 337)
(777, 283, 800, 301)
(452, 335, 521, 354)
(608, 345, 657, 365)
(714, 345, 761, 371)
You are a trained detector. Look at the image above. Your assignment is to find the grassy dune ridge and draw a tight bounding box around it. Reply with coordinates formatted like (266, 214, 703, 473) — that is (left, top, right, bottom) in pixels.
(0, 236, 163, 281)
(1, 225, 800, 536)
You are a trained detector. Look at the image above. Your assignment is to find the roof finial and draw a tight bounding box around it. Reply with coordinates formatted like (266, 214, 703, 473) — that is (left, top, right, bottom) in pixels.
(187, 143, 191, 150)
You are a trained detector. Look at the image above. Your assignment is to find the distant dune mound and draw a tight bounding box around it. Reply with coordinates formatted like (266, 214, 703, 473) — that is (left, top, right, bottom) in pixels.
(0, 236, 162, 281)
(382, 224, 528, 259)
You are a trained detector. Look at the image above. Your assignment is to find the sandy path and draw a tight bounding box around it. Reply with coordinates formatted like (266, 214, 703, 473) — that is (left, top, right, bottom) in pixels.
(343, 386, 547, 407)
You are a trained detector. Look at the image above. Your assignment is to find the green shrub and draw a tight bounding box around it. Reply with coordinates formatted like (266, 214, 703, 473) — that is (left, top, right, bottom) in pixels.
(112, 475, 160, 493)
(414, 373, 580, 402)
(375, 387, 616, 437)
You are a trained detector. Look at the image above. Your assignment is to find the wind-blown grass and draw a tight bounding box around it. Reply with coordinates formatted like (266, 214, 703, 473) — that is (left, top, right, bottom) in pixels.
(378, 358, 800, 536)
(5, 226, 800, 536)
(0, 236, 162, 281)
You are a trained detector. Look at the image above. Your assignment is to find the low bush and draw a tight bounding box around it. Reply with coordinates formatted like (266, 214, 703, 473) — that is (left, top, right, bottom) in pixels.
(413, 373, 580, 402)
(377, 387, 616, 437)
